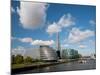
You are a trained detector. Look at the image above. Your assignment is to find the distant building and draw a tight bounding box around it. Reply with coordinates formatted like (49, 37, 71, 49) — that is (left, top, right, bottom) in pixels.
(40, 45, 58, 61)
(90, 53, 96, 59)
(61, 49, 79, 59)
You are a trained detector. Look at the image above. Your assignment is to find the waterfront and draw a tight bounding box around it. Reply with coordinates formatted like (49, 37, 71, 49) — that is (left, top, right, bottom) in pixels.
(14, 59, 96, 74)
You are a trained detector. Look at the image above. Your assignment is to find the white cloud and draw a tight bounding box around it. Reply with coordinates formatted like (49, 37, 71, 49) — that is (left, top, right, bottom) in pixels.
(89, 40, 96, 46)
(12, 46, 26, 55)
(61, 44, 69, 48)
(13, 46, 25, 51)
(12, 37, 54, 46)
(11, 7, 15, 13)
(58, 13, 75, 27)
(31, 40, 55, 46)
(68, 28, 95, 43)
(17, 2, 47, 29)
(46, 13, 75, 35)
(46, 22, 61, 35)
(89, 20, 96, 25)
(79, 45, 87, 49)
(19, 37, 33, 43)
(11, 37, 33, 43)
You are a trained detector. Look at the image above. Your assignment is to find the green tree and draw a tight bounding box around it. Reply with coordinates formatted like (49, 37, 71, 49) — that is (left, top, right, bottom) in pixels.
(24, 56, 33, 63)
(15, 54, 24, 64)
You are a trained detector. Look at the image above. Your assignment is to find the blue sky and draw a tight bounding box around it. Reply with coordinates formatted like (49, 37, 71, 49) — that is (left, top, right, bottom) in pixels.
(11, 1, 96, 56)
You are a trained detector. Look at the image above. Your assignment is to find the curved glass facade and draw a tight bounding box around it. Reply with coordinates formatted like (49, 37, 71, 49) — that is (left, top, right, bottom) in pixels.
(40, 45, 58, 61)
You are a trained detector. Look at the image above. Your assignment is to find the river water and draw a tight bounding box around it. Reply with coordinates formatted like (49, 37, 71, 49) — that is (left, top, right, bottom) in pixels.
(17, 59, 96, 74)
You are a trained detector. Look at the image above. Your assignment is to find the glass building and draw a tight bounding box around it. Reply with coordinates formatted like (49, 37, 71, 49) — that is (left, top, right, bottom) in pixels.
(61, 49, 79, 59)
(40, 45, 58, 61)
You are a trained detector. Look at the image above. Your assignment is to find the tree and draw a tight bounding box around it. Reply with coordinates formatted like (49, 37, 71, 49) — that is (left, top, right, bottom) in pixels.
(15, 54, 24, 64)
(24, 56, 33, 63)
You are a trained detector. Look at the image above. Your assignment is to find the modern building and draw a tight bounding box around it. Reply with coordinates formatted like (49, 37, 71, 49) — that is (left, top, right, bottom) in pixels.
(40, 45, 58, 61)
(90, 53, 96, 59)
(61, 49, 79, 59)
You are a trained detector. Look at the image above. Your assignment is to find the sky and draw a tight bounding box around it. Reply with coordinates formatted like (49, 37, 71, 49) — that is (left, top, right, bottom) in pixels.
(11, 1, 96, 56)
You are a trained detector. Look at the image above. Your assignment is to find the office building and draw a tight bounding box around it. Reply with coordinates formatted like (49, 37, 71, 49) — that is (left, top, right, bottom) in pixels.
(40, 45, 58, 61)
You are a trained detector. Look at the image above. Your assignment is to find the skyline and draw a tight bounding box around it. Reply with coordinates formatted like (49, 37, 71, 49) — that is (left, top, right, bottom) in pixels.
(11, 1, 96, 56)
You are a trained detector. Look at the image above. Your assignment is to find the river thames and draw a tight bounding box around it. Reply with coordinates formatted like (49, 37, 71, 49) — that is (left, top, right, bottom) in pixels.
(16, 59, 96, 74)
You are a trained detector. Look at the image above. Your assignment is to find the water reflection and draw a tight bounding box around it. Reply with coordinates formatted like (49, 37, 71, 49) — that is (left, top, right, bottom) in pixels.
(45, 67, 50, 70)
(19, 59, 96, 74)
